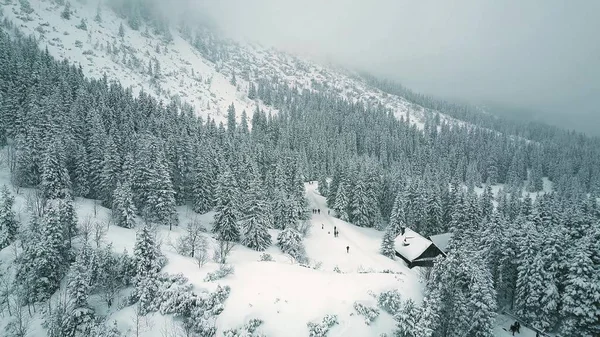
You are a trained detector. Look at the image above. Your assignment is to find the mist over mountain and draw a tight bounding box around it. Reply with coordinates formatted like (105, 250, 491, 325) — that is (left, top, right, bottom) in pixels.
(196, 0, 600, 134)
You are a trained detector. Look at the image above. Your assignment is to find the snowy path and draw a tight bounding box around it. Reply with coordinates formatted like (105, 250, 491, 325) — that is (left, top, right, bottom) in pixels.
(304, 183, 407, 274)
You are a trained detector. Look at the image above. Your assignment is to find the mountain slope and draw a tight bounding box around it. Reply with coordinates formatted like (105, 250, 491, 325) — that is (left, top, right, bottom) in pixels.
(1, 0, 460, 129)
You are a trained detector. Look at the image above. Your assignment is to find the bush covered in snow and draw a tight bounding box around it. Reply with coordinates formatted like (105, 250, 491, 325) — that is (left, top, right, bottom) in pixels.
(377, 289, 403, 315)
(333, 266, 342, 273)
(204, 264, 235, 282)
(353, 302, 380, 325)
(307, 314, 339, 337)
(223, 318, 265, 337)
(277, 227, 307, 263)
(259, 253, 273, 262)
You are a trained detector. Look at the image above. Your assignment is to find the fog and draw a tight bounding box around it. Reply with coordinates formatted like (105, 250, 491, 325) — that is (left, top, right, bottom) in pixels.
(193, 0, 600, 134)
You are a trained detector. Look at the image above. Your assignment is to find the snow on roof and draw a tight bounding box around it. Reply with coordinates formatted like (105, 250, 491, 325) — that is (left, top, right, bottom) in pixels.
(429, 233, 452, 254)
(394, 228, 433, 262)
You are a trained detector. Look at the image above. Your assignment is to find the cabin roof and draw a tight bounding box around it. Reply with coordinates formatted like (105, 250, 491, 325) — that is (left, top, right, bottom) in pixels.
(429, 233, 452, 254)
(394, 228, 433, 262)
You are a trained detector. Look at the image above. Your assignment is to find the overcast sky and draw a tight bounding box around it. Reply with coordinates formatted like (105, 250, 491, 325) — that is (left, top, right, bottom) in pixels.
(195, 0, 600, 134)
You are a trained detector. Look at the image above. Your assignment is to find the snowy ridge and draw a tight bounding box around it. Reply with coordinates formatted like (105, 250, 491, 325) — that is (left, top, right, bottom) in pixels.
(0, 0, 474, 130)
(1, 0, 273, 125)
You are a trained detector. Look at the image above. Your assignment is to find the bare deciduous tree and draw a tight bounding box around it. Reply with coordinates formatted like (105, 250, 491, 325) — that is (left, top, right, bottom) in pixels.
(0, 268, 14, 316)
(92, 220, 107, 248)
(176, 218, 207, 258)
(79, 215, 94, 245)
(213, 239, 235, 264)
(131, 304, 154, 337)
(4, 295, 31, 337)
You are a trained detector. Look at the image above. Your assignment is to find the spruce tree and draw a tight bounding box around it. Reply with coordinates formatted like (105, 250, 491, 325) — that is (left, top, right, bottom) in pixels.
(41, 140, 71, 200)
(112, 181, 137, 229)
(68, 244, 94, 308)
(277, 227, 305, 262)
(213, 169, 240, 242)
(241, 175, 272, 251)
(318, 175, 329, 197)
(133, 225, 160, 314)
(351, 177, 371, 227)
(0, 185, 18, 249)
(380, 227, 397, 258)
(394, 299, 418, 337)
(333, 182, 349, 221)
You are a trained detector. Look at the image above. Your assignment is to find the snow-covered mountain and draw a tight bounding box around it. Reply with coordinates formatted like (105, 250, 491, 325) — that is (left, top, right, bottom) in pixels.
(0, 0, 461, 129)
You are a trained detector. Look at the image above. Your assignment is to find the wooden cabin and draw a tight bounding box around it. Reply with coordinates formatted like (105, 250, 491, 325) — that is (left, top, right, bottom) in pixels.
(394, 229, 450, 268)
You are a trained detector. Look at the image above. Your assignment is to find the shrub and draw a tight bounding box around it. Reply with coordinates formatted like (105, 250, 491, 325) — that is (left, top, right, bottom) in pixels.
(353, 302, 380, 325)
(377, 289, 403, 315)
(259, 253, 273, 262)
(223, 318, 264, 337)
(204, 264, 234, 282)
(333, 266, 342, 273)
(307, 314, 339, 337)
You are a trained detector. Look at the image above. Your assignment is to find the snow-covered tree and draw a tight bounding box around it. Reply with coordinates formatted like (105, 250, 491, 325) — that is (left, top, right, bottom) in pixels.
(133, 225, 160, 314)
(213, 169, 240, 242)
(241, 175, 272, 251)
(277, 227, 305, 262)
(112, 181, 137, 229)
(333, 182, 350, 221)
(0, 185, 18, 249)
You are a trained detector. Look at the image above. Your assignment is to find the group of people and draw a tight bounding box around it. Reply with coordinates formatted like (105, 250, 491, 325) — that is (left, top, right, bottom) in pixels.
(509, 321, 521, 335)
(314, 207, 348, 253)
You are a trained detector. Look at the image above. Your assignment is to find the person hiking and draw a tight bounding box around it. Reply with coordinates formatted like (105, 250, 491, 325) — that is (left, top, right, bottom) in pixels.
(328, 210, 330, 215)
(346, 246, 349, 253)
(515, 322, 520, 333)
(509, 324, 517, 336)
(318, 209, 320, 214)
(321, 224, 324, 229)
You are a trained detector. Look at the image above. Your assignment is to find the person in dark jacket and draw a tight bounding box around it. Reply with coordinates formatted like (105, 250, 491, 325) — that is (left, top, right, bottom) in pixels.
(346, 246, 349, 253)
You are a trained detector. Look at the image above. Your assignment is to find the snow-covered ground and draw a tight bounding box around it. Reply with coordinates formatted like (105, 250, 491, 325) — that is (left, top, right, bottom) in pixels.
(0, 146, 423, 336)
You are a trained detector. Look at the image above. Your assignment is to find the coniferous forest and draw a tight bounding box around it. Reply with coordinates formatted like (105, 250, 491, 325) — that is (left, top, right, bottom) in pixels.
(0, 9, 599, 337)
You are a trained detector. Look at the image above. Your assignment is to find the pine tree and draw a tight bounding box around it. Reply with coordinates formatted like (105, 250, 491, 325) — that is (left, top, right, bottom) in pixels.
(394, 299, 418, 337)
(144, 146, 178, 228)
(333, 182, 349, 221)
(58, 196, 77, 249)
(0, 185, 18, 249)
(118, 23, 125, 38)
(227, 103, 236, 134)
(380, 226, 397, 258)
(241, 175, 272, 251)
(212, 169, 240, 242)
(230, 71, 237, 86)
(112, 181, 137, 229)
(559, 236, 600, 337)
(61, 2, 71, 20)
(67, 244, 94, 308)
(480, 184, 494, 219)
(248, 83, 257, 100)
(277, 227, 305, 262)
(133, 225, 160, 314)
(351, 177, 371, 227)
(389, 191, 406, 235)
(41, 140, 71, 200)
(318, 175, 329, 197)
(99, 136, 120, 206)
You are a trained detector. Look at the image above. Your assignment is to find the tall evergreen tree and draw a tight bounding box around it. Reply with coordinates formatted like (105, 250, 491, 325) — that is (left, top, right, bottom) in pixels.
(212, 169, 240, 242)
(112, 181, 137, 229)
(241, 174, 272, 251)
(133, 224, 160, 314)
(0, 185, 18, 249)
